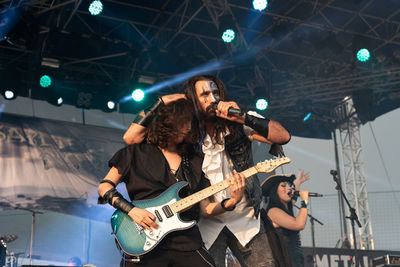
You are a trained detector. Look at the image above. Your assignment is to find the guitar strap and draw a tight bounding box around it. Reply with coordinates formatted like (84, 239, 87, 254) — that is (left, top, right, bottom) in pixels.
(181, 155, 195, 192)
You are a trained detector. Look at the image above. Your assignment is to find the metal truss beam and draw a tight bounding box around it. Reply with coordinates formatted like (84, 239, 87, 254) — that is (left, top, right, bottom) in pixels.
(335, 98, 375, 250)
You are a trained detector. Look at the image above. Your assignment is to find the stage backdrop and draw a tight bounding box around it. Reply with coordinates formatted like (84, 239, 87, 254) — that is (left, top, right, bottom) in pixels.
(0, 113, 126, 219)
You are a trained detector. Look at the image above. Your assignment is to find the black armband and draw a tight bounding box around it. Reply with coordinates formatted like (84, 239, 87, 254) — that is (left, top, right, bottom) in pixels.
(132, 98, 163, 127)
(300, 200, 308, 209)
(99, 179, 117, 188)
(244, 113, 270, 139)
(269, 144, 285, 157)
(98, 188, 122, 205)
(221, 198, 235, 211)
(113, 197, 135, 214)
(98, 188, 135, 214)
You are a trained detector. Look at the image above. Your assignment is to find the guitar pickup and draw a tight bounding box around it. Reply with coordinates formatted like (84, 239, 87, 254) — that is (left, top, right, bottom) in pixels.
(154, 210, 163, 222)
(162, 205, 173, 218)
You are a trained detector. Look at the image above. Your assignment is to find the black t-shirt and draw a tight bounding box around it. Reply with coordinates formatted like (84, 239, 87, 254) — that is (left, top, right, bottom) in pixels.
(109, 143, 210, 251)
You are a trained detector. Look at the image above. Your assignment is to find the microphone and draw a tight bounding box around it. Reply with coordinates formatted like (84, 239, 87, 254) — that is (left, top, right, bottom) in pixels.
(293, 191, 323, 197)
(330, 170, 338, 176)
(211, 102, 244, 116)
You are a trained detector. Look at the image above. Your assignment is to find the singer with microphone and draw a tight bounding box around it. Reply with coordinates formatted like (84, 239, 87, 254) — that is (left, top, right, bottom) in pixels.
(262, 170, 315, 267)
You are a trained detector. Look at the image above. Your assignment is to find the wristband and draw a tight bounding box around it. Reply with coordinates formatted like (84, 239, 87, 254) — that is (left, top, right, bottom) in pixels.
(132, 98, 163, 127)
(300, 200, 308, 209)
(244, 113, 270, 139)
(221, 198, 236, 211)
(113, 197, 135, 214)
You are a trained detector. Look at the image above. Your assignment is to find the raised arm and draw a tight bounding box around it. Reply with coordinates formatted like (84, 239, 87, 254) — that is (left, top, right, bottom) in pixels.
(123, 94, 186, 145)
(268, 191, 310, 231)
(214, 101, 291, 145)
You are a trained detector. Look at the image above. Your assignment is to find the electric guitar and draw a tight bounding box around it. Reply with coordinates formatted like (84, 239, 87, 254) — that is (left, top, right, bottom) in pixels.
(110, 157, 291, 257)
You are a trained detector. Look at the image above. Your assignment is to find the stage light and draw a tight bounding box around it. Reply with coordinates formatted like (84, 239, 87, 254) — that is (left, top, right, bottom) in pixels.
(356, 48, 370, 62)
(222, 29, 235, 43)
(131, 89, 144, 102)
(303, 112, 312, 122)
(253, 0, 268, 11)
(256, 98, 268, 110)
(4, 90, 15, 99)
(107, 101, 115, 110)
(40, 75, 52, 88)
(89, 0, 103, 16)
(57, 97, 63, 105)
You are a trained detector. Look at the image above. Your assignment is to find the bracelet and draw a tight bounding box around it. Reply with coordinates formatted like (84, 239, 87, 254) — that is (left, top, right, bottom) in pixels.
(300, 200, 308, 209)
(221, 198, 236, 211)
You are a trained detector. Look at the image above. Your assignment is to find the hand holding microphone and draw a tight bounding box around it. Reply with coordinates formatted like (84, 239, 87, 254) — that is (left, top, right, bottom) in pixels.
(211, 101, 244, 121)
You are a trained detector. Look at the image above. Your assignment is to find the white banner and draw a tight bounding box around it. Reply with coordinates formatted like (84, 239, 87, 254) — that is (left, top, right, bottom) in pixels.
(0, 113, 125, 217)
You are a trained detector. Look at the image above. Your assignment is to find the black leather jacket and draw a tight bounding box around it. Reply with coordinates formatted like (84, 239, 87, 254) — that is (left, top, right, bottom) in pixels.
(225, 125, 262, 217)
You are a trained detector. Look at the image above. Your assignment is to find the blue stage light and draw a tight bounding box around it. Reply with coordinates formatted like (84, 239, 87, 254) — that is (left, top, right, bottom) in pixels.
(89, 0, 103, 16)
(253, 0, 268, 11)
(4, 90, 14, 99)
(222, 29, 235, 43)
(256, 98, 268, 110)
(107, 101, 115, 110)
(40, 75, 52, 88)
(131, 89, 145, 102)
(356, 48, 370, 62)
(303, 112, 312, 122)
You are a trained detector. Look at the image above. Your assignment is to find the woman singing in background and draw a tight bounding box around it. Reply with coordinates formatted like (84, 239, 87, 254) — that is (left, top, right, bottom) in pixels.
(262, 170, 310, 267)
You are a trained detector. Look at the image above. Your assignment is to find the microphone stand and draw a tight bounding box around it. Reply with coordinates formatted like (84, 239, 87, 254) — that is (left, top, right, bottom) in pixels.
(15, 207, 43, 265)
(294, 202, 323, 267)
(330, 171, 362, 267)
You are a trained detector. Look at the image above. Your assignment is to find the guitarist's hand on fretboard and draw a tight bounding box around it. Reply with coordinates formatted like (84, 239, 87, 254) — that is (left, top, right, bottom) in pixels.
(128, 207, 158, 231)
(227, 170, 246, 208)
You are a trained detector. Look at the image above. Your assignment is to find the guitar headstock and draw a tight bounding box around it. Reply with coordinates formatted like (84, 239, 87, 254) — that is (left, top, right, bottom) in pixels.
(255, 157, 291, 174)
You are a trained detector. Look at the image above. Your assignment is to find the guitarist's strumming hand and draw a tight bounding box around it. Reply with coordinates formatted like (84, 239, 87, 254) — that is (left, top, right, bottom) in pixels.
(225, 170, 246, 209)
(128, 207, 158, 231)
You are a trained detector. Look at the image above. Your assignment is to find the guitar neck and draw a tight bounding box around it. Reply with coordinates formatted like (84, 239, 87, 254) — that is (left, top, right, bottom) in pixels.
(170, 166, 259, 213)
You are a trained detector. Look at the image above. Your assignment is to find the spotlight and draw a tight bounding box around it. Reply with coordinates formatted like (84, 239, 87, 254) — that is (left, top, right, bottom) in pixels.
(256, 98, 268, 110)
(57, 97, 63, 105)
(89, 0, 103, 16)
(356, 48, 370, 62)
(107, 101, 116, 110)
(40, 75, 52, 88)
(131, 89, 145, 102)
(303, 112, 312, 122)
(4, 90, 15, 100)
(253, 0, 268, 11)
(222, 29, 235, 43)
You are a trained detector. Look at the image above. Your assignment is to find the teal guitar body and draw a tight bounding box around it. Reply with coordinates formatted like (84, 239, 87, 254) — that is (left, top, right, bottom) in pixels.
(110, 181, 196, 257)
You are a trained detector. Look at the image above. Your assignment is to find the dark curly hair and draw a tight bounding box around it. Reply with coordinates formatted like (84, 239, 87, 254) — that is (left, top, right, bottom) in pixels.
(183, 74, 239, 145)
(146, 98, 199, 155)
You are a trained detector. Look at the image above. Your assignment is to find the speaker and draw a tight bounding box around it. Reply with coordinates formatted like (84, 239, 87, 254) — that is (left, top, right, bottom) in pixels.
(352, 89, 376, 124)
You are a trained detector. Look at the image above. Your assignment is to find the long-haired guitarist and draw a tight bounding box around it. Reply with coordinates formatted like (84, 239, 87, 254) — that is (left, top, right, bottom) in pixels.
(98, 99, 246, 267)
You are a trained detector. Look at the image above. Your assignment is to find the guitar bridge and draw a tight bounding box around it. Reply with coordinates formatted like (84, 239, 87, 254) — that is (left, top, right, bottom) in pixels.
(133, 222, 144, 234)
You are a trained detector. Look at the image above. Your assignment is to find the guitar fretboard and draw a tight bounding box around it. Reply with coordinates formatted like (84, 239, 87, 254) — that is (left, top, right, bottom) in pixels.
(170, 167, 259, 213)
